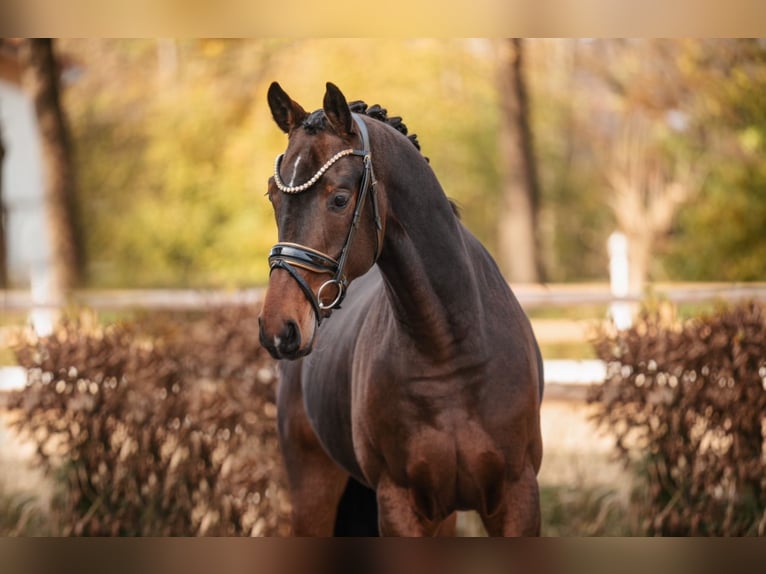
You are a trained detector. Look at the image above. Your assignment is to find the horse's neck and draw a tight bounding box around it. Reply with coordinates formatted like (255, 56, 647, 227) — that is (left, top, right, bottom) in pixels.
(376, 154, 485, 362)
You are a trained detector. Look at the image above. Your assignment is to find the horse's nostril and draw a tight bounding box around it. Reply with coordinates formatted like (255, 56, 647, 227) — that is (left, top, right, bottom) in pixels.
(281, 320, 300, 353)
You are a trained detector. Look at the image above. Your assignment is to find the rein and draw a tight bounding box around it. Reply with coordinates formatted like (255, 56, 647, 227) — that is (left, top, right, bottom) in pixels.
(268, 114, 383, 324)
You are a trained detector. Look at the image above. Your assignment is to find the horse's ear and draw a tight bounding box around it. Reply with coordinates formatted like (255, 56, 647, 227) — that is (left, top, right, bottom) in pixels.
(267, 82, 307, 134)
(323, 82, 353, 137)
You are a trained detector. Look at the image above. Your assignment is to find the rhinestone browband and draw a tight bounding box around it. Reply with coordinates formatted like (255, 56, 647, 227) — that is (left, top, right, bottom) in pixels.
(273, 148, 355, 194)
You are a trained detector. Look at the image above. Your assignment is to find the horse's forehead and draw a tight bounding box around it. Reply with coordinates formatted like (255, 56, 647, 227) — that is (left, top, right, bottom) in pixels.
(283, 130, 330, 162)
(283, 130, 351, 172)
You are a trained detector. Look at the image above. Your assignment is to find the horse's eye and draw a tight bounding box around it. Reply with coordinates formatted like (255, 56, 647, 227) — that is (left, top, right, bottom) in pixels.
(331, 193, 350, 209)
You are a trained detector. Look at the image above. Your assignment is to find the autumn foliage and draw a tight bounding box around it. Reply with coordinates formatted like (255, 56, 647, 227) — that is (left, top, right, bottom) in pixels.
(7, 306, 290, 536)
(589, 301, 766, 535)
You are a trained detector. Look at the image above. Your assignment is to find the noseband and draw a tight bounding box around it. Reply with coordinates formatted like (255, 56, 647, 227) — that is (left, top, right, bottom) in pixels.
(268, 114, 383, 325)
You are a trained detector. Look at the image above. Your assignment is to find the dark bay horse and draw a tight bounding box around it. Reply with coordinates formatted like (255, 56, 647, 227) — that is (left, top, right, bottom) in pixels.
(258, 82, 544, 536)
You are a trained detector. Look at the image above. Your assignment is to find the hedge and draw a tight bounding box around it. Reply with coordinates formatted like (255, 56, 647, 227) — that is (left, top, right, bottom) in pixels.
(589, 301, 766, 535)
(7, 306, 291, 536)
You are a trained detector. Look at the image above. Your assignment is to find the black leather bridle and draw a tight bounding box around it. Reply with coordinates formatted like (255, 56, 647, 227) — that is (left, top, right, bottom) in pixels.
(268, 114, 383, 324)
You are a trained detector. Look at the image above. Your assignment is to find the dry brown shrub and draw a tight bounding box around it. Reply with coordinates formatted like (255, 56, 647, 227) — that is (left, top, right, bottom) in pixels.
(7, 306, 290, 536)
(589, 301, 766, 535)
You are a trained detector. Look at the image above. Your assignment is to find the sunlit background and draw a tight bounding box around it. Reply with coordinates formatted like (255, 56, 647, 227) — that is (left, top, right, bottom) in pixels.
(4, 39, 765, 291)
(1, 38, 765, 537)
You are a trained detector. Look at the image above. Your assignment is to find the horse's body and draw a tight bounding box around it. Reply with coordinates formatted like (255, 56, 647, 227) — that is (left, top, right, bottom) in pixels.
(259, 82, 543, 536)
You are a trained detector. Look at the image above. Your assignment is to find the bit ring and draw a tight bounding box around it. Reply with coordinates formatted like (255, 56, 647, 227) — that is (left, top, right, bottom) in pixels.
(317, 279, 344, 310)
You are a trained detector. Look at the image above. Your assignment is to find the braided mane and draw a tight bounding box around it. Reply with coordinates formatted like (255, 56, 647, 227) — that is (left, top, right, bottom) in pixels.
(302, 100, 429, 163)
(349, 101, 456, 214)
(300, 95, 458, 214)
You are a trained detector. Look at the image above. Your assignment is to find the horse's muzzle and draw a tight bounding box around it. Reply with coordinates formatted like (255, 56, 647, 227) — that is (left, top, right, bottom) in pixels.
(258, 317, 311, 360)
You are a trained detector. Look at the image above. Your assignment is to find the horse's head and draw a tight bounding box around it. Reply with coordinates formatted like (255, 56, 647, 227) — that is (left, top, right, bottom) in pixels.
(258, 82, 386, 360)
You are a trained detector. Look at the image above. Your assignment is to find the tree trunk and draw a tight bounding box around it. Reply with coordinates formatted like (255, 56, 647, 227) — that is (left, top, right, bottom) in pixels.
(20, 38, 81, 295)
(496, 38, 544, 283)
(0, 123, 6, 289)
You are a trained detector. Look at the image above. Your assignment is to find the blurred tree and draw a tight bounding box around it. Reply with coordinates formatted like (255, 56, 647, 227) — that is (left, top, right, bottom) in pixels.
(64, 39, 287, 287)
(606, 113, 701, 294)
(661, 39, 766, 281)
(525, 39, 613, 283)
(20, 38, 81, 293)
(54, 39, 766, 289)
(496, 38, 544, 283)
(577, 39, 707, 292)
(566, 39, 766, 286)
(532, 39, 766, 284)
(0, 120, 6, 288)
(61, 39, 504, 288)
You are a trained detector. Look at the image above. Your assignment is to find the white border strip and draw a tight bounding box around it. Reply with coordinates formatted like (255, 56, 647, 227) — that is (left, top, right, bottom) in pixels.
(1, 360, 608, 392)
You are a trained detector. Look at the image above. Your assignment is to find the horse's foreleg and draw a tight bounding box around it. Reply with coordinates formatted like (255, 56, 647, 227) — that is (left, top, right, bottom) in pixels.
(375, 475, 454, 537)
(282, 439, 349, 536)
(277, 371, 348, 536)
(376, 477, 429, 536)
(480, 461, 541, 537)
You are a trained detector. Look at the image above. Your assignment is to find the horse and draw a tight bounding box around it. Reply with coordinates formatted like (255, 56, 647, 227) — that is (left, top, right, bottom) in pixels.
(258, 82, 544, 536)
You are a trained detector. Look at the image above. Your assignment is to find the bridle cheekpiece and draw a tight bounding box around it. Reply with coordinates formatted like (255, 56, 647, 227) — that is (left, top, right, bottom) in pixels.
(268, 114, 383, 325)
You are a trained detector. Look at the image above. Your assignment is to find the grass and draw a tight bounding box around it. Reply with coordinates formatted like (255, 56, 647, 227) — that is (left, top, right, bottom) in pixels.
(0, 475, 644, 537)
(527, 304, 610, 321)
(0, 483, 52, 536)
(540, 484, 640, 536)
(0, 313, 24, 366)
(0, 311, 29, 328)
(539, 341, 597, 360)
(0, 348, 16, 366)
(454, 484, 640, 537)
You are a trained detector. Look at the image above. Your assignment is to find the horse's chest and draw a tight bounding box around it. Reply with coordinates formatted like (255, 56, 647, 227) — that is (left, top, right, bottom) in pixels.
(300, 357, 370, 481)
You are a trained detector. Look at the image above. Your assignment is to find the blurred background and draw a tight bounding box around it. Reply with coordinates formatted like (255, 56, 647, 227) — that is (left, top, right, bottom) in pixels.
(3, 38, 765, 292)
(0, 38, 765, 536)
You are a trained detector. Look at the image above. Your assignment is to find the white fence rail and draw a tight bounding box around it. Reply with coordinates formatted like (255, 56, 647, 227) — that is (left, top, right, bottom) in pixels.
(2, 282, 766, 311)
